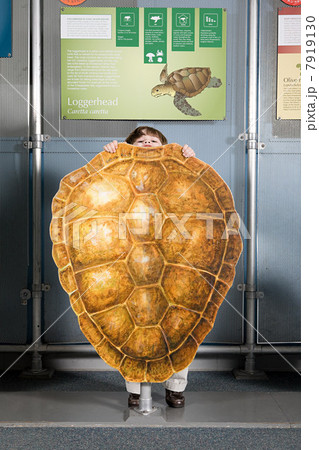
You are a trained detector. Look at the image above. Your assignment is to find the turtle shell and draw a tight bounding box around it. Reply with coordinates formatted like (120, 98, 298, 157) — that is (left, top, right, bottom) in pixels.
(50, 143, 242, 382)
(168, 67, 211, 98)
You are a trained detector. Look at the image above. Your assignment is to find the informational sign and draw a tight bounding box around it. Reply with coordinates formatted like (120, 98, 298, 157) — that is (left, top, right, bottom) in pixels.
(276, 7, 301, 120)
(0, 0, 12, 58)
(61, 7, 227, 120)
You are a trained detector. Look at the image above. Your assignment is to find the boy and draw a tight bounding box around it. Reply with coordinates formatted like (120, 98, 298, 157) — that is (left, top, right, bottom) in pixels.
(104, 127, 195, 408)
(103, 126, 195, 158)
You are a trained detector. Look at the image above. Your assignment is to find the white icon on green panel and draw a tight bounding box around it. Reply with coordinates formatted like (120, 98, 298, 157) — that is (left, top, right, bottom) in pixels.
(120, 13, 135, 27)
(146, 52, 155, 62)
(203, 13, 218, 27)
(149, 14, 163, 27)
(156, 50, 163, 62)
(176, 13, 190, 27)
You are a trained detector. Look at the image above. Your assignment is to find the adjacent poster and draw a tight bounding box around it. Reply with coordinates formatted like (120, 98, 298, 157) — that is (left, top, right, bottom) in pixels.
(61, 7, 227, 120)
(0, 0, 12, 58)
(276, 7, 301, 120)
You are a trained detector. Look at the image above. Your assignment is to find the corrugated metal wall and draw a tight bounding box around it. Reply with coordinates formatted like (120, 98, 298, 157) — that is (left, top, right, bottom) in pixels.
(0, 0, 300, 350)
(0, 0, 29, 344)
(257, 0, 301, 343)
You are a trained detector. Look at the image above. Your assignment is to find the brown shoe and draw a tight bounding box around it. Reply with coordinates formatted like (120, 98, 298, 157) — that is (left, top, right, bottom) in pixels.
(128, 393, 140, 407)
(165, 389, 185, 408)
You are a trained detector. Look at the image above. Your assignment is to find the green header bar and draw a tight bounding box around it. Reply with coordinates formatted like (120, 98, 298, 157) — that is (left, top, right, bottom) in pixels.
(172, 8, 195, 52)
(116, 8, 139, 47)
(199, 8, 223, 48)
(144, 8, 167, 64)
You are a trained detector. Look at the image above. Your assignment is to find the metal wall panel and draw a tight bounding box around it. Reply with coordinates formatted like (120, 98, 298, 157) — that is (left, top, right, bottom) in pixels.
(257, 153, 301, 343)
(0, 1, 30, 344)
(257, 0, 301, 343)
(0, 0, 29, 137)
(0, 139, 29, 343)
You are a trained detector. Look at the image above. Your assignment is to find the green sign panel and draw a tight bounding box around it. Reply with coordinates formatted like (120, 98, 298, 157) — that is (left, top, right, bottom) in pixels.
(172, 8, 195, 52)
(199, 9, 223, 48)
(61, 7, 226, 120)
(144, 8, 167, 64)
(116, 8, 139, 47)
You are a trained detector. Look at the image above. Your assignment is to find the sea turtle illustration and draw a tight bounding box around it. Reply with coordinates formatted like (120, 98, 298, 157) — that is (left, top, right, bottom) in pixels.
(151, 64, 222, 116)
(50, 143, 242, 382)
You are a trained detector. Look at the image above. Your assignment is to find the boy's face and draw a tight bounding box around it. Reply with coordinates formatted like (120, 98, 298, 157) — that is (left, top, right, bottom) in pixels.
(132, 134, 162, 148)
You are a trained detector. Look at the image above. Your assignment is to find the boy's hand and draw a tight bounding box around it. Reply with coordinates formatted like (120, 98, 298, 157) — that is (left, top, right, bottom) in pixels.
(103, 140, 118, 153)
(182, 144, 196, 158)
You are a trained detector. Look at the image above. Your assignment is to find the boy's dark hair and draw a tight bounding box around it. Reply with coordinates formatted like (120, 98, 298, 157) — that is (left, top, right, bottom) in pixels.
(126, 126, 168, 145)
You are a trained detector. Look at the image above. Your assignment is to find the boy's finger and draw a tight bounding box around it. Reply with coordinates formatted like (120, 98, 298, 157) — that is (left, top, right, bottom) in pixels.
(104, 144, 113, 152)
(103, 140, 118, 152)
(183, 145, 194, 156)
(111, 141, 118, 152)
(111, 142, 118, 152)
